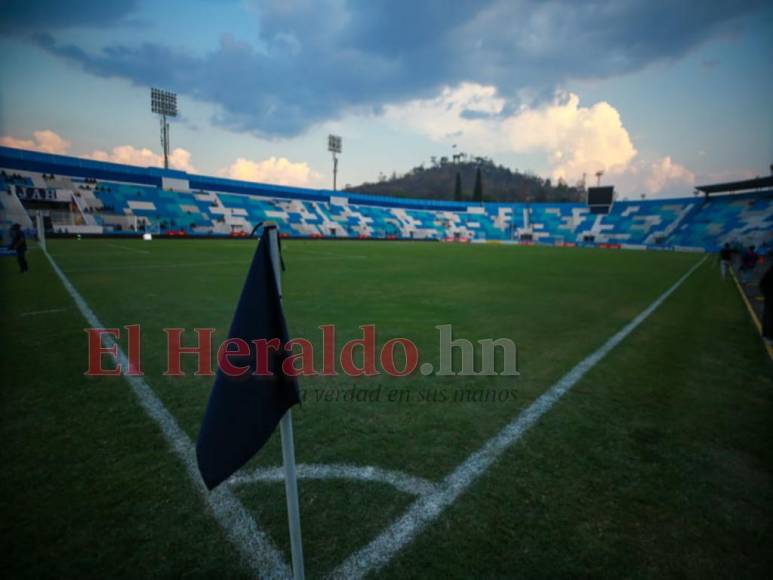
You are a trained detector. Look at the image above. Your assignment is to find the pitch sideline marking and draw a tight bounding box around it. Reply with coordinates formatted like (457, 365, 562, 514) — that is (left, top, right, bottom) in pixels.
(43, 249, 292, 579)
(331, 255, 707, 579)
(229, 464, 439, 497)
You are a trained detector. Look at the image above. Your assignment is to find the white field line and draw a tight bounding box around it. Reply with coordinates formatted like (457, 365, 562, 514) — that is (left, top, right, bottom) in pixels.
(107, 243, 151, 254)
(20, 307, 67, 317)
(43, 249, 291, 580)
(229, 464, 439, 497)
(331, 256, 707, 579)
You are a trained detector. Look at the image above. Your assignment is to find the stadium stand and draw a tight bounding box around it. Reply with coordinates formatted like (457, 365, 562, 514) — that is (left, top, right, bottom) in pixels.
(667, 192, 772, 250)
(1, 146, 771, 252)
(0, 173, 34, 239)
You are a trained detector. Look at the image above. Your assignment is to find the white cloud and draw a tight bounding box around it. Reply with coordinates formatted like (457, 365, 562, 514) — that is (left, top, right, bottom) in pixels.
(383, 83, 706, 197)
(219, 156, 321, 187)
(85, 146, 197, 172)
(642, 156, 695, 195)
(384, 84, 637, 183)
(0, 129, 198, 173)
(0, 122, 697, 198)
(612, 157, 696, 199)
(505, 94, 638, 182)
(0, 129, 71, 154)
(0, 130, 320, 189)
(383, 83, 505, 144)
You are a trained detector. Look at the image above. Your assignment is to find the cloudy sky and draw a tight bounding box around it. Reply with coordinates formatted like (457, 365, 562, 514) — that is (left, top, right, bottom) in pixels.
(0, 0, 771, 198)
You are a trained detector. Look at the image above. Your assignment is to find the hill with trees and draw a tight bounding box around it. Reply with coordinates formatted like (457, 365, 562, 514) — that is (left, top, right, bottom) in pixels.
(346, 155, 584, 203)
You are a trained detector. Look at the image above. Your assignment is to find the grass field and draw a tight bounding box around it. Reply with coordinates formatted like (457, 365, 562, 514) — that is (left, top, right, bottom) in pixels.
(1, 239, 772, 579)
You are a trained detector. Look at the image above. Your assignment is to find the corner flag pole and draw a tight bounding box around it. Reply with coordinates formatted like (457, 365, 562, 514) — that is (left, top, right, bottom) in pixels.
(264, 222, 305, 580)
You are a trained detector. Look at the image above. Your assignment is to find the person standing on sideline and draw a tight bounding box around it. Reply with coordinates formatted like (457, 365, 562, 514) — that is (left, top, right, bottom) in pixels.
(761, 264, 773, 345)
(719, 243, 732, 280)
(8, 223, 28, 273)
(740, 245, 758, 284)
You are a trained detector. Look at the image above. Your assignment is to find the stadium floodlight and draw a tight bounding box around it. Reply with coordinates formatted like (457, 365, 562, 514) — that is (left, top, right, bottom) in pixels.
(150, 88, 178, 170)
(328, 134, 342, 191)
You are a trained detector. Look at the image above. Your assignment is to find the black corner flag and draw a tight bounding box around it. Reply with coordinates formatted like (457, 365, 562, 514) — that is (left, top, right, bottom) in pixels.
(196, 228, 300, 490)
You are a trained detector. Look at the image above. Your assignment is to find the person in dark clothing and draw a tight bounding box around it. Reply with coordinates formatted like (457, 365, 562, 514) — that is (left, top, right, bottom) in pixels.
(8, 223, 28, 273)
(740, 245, 758, 284)
(761, 264, 773, 343)
(719, 243, 732, 280)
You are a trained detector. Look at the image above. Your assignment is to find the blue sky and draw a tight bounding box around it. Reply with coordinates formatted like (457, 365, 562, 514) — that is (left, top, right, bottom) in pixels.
(0, 0, 771, 198)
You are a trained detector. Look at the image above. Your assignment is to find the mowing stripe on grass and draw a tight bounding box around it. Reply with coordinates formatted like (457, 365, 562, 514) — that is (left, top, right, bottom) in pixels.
(43, 249, 291, 579)
(229, 464, 439, 497)
(107, 243, 151, 254)
(56, 259, 248, 273)
(291, 250, 368, 259)
(331, 255, 707, 579)
(20, 307, 67, 317)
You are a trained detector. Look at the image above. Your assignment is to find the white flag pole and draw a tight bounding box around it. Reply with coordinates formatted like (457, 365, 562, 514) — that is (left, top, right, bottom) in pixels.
(264, 222, 305, 580)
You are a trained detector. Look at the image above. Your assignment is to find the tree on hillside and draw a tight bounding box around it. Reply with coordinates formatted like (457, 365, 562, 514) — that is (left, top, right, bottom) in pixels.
(345, 156, 583, 203)
(454, 171, 463, 201)
(473, 167, 483, 202)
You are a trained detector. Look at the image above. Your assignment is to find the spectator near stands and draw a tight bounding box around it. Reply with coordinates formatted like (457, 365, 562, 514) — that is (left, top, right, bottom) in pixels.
(740, 246, 758, 284)
(761, 264, 773, 344)
(8, 223, 28, 273)
(719, 243, 732, 280)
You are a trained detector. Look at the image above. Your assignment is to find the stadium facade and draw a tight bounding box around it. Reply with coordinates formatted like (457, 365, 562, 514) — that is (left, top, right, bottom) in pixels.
(1, 146, 771, 252)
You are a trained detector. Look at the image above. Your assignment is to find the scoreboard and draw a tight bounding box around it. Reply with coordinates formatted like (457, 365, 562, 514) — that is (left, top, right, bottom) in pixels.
(587, 186, 614, 214)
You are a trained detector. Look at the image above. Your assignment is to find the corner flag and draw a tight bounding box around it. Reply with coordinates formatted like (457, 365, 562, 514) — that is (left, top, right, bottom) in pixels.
(196, 227, 300, 490)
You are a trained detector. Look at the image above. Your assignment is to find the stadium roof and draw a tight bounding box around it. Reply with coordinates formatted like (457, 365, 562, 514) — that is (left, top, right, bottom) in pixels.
(695, 175, 773, 195)
(0, 145, 471, 212)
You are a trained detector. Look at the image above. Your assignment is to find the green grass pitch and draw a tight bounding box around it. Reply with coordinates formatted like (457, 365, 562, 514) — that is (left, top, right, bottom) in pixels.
(1, 239, 772, 578)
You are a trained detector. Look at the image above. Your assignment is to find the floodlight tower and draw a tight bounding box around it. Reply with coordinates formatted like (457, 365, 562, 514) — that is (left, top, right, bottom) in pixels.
(595, 170, 604, 187)
(151, 88, 178, 169)
(328, 134, 342, 191)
